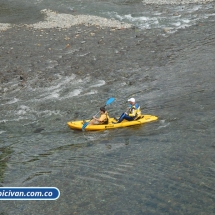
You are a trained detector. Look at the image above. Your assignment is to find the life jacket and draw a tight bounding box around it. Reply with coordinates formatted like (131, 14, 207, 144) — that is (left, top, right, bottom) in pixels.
(128, 103, 141, 120)
(100, 111, 109, 124)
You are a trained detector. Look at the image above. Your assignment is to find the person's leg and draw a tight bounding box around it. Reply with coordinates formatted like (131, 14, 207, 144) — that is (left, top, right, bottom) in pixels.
(89, 119, 95, 125)
(117, 113, 134, 123)
(117, 113, 126, 123)
(123, 115, 135, 121)
(89, 119, 99, 125)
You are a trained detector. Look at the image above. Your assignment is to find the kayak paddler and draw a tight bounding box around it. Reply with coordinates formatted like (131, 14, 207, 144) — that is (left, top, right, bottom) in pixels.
(113, 98, 141, 123)
(89, 107, 109, 125)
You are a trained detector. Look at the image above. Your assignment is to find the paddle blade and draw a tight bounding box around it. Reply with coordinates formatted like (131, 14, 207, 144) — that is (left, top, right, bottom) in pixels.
(82, 122, 89, 131)
(105, 97, 115, 106)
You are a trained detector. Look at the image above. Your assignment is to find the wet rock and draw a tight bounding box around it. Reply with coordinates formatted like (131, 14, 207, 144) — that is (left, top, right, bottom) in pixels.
(20, 75, 24, 81)
(163, 28, 171, 33)
(173, 12, 179, 16)
(33, 128, 45, 133)
(3, 88, 8, 93)
(98, 39, 104, 44)
(115, 49, 119, 54)
(106, 144, 112, 149)
(64, 36, 70, 40)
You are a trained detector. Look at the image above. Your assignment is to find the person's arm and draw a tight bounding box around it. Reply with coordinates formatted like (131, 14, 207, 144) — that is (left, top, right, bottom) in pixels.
(93, 116, 100, 122)
(93, 115, 105, 123)
(128, 106, 136, 117)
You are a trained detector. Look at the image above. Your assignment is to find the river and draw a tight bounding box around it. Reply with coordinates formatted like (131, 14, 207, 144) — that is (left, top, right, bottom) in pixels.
(0, 1, 215, 214)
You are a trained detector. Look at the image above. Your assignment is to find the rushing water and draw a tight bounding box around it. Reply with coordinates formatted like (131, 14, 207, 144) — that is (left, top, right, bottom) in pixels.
(0, 0, 215, 214)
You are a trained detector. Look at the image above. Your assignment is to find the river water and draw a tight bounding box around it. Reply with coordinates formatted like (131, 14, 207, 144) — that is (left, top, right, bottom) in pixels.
(0, 0, 215, 214)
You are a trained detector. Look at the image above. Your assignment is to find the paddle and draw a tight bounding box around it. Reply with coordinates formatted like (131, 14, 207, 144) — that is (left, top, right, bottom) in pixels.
(82, 97, 115, 131)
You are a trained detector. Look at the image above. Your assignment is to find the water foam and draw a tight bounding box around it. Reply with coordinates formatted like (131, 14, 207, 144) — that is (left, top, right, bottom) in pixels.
(27, 74, 78, 102)
(0, 98, 19, 106)
(0, 130, 6, 135)
(106, 4, 215, 33)
(90, 80, 106, 88)
(2, 104, 61, 123)
(28, 75, 104, 102)
(0, 116, 28, 123)
(63, 89, 83, 99)
(83, 90, 98, 96)
(142, 0, 215, 4)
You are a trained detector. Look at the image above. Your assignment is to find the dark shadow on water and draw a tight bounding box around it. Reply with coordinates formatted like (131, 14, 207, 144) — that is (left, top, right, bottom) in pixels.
(0, 146, 12, 183)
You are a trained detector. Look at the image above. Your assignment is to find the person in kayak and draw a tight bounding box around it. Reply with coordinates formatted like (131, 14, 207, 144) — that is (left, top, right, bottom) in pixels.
(89, 106, 109, 125)
(113, 98, 141, 123)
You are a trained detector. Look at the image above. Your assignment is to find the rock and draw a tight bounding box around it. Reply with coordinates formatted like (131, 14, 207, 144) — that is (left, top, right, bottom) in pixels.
(64, 36, 70, 40)
(106, 144, 112, 149)
(33, 128, 44, 133)
(163, 28, 171, 33)
(3, 88, 8, 93)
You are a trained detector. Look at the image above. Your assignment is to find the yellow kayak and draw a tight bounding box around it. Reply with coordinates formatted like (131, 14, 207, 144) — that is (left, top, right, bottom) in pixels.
(67, 115, 158, 131)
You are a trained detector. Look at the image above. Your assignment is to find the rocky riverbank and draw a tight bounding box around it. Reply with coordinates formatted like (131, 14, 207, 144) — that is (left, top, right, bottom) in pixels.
(0, 9, 132, 32)
(28, 9, 132, 30)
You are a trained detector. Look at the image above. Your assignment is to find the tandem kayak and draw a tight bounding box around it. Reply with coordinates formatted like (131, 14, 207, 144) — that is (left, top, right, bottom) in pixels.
(67, 115, 158, 131)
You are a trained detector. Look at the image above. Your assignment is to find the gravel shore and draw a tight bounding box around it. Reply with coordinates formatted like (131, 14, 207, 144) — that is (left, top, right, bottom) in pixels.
(28, 9, 132, 30)
(0, 9, 132, 32)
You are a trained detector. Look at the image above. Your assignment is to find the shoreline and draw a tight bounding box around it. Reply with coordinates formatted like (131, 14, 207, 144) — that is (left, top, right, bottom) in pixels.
(0, 9, 132, 32)
(1, 0, 215, 32)
(27, 9, 132, 30)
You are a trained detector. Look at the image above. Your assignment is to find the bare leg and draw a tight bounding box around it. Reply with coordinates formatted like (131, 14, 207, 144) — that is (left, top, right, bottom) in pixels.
(89, 119, 98, 125)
